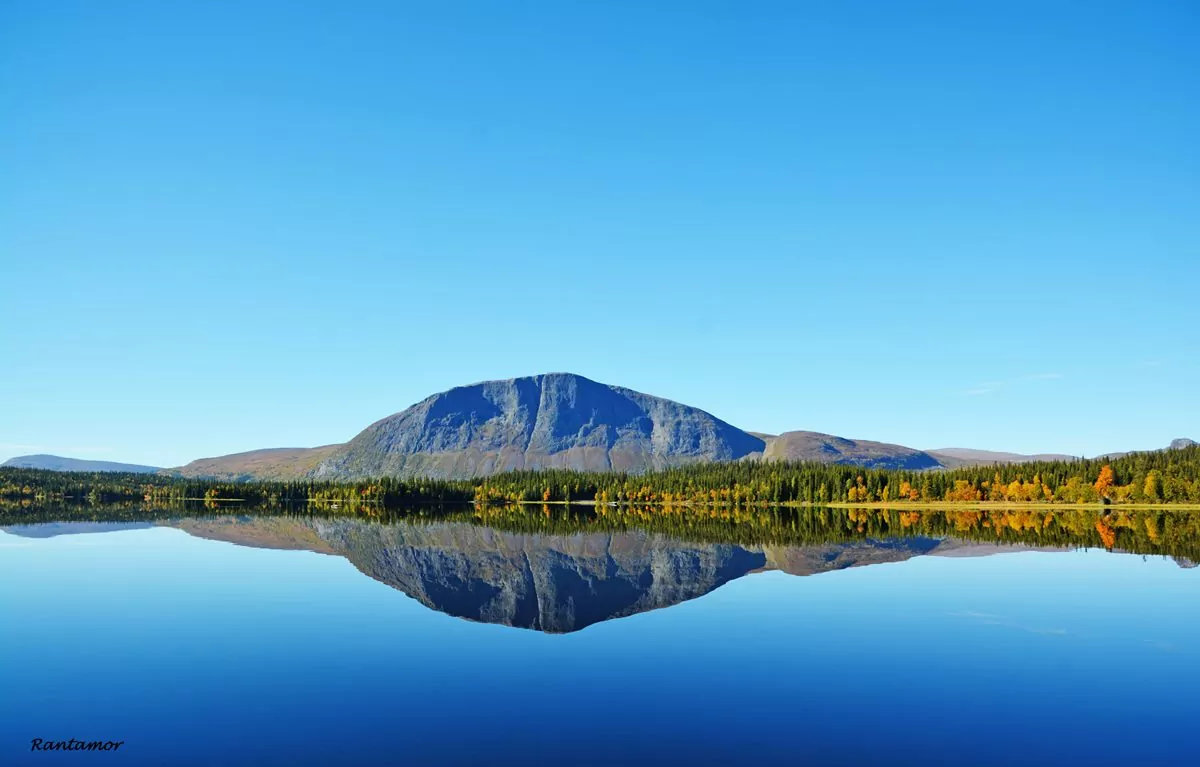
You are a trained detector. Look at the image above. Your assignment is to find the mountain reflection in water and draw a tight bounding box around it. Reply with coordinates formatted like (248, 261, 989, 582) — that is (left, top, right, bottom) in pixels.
(2, 513, 1145, 633)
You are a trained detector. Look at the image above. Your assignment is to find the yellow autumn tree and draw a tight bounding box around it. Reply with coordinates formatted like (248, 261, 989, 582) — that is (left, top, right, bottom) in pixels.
(1143, 471, 1161, 501)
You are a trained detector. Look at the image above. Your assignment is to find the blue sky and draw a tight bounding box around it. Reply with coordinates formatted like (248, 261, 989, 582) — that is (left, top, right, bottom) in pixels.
(1, 1, 1196, 467)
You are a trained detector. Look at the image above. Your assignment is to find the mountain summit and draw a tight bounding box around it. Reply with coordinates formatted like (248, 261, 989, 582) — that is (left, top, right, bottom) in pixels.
(313, 373, 765, 480)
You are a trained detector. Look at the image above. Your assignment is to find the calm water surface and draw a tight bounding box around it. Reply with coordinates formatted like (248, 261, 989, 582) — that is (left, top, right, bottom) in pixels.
(1, 513, 1198, 765)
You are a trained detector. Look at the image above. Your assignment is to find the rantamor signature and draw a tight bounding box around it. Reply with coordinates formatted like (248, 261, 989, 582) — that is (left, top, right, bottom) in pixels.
(30, 739, 125, 753)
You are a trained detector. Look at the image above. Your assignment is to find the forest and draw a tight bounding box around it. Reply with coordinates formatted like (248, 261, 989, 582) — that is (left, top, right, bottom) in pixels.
(2, 443, 1199, 508)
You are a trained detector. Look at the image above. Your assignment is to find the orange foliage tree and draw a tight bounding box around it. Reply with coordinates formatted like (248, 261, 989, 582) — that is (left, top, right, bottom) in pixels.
(1094, 465, 1115, 499)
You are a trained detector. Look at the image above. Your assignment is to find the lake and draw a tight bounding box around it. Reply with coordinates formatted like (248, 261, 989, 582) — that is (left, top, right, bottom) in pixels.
(2, 508, 1198, 765)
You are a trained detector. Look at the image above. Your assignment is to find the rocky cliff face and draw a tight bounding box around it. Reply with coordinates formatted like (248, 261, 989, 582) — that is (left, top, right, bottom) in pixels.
(313, 373, 765, 480)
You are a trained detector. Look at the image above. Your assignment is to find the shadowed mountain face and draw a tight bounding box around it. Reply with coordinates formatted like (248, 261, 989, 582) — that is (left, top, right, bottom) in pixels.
(313, 373, 765, 480)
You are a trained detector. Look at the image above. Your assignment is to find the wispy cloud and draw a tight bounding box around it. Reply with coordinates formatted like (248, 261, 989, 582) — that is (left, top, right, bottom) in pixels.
(965, 386, 998, 396)
(960, 373, 1064, 397)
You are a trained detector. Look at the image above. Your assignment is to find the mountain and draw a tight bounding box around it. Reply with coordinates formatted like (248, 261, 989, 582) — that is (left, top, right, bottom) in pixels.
(10, 371, 1191, 480)
(0, 454, 160, 473)
(926, 448, 1077, 469)
(170, 446, 340, 481)
(313, 373, 765, 480)
(763, 431, 940, 469)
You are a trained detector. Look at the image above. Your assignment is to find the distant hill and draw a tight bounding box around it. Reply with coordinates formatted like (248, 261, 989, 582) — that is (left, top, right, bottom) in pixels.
(0, 454, 160, 473)
(1095, 437, 1198, 462)
(928, 439, 1196, 467)
(170, 446, 341, 481)
(926, 448, 1078, 469)
(313, 373, 765, 480)
(762, 431, 940, 470)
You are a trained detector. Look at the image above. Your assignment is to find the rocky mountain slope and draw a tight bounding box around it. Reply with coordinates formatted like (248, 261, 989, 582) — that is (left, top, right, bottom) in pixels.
(313, 373, 765, 480)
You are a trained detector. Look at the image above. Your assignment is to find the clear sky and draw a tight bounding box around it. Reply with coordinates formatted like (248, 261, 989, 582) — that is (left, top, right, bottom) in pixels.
(1, 0, 1196, 467)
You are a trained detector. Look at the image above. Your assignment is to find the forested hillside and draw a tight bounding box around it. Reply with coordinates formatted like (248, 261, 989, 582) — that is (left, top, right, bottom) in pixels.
(3, 444, 1198, 507)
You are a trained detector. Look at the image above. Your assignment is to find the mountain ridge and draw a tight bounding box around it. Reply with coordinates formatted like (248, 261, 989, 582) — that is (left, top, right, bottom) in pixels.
(6, 373, 1193, 480)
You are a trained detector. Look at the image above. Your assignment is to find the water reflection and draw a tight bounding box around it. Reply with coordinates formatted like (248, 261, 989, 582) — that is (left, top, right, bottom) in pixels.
(9, 509, 1178, 633)
(5, 506, 1198, 767)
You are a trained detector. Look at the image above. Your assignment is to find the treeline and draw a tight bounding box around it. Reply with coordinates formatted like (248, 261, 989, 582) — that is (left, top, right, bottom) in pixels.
(469, 445, 1200, 505)
(0, 468, 471, 508)
(2, 444, 1199, 508)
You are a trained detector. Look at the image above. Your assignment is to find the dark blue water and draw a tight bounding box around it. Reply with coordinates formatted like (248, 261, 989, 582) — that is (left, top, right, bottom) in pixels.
(1, 517, 1197, 765)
